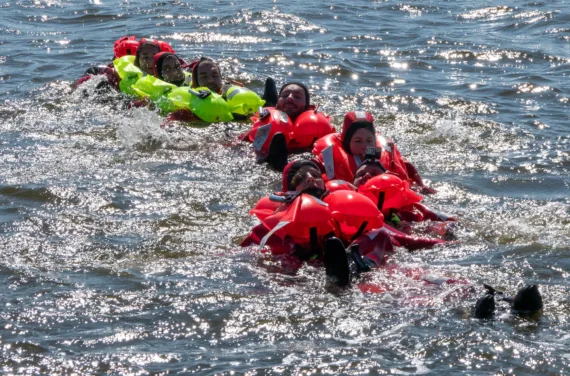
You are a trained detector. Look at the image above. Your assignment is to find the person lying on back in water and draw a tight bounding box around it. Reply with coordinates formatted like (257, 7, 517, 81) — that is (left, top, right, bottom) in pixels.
(240, 82, 334, 172)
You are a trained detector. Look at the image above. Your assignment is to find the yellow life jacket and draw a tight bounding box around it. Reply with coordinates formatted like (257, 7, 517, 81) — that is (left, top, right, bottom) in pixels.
(223, 85, 265, 116)
(167, 86, 234, 123)
(113, 55, 143, 97)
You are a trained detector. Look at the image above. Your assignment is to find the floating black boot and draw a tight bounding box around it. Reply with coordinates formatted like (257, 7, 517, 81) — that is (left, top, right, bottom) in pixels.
(266, 132, 288, 172)
(473, 284, 500, 319)
(474, 294, 496, 319)
(348, 244, 376, 275)
(511, 284, 543, 313)
(324, 237, 350, 287)
(262, 77, 278, 107)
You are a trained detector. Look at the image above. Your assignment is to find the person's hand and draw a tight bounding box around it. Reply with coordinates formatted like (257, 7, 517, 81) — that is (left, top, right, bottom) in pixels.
(196, 90, 211, 99)
(419, 185, 437, 195)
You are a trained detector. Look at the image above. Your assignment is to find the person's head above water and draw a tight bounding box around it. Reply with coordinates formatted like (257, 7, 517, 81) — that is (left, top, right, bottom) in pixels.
(135, 40, 161, 75)
(341, 111, 376, 160)
(282, 159, 325, 193)
(353, 159, 386, 188)
(276, 82, 310, 121)
(153, 52, 185, 86)
(134, 39, 175, 75)
(191, 57, 223, 93)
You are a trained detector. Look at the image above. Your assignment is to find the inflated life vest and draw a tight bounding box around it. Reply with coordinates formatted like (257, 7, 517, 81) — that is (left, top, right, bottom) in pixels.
(357, 174, 422, 216)
(312, 133, 409, 182)
(325, 180, 356, 193)
(114, 36, 139, 58)
(249, 195, 282, 222)
(167, 86, 234, 123)
(113, 55, 143, 96)
(323, 190, 384, 244)
(258, 193, 336, 247)
(113, 36, 175, 58)
(223, 85, 265, 116)
(131, 75, 178, 112)
(244, 108, 334, 155)
(288, 109, 335, 150)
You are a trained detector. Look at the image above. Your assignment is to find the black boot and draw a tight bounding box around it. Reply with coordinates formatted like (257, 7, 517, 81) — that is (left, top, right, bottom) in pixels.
(324, 237, 350, 287)
(473, 284, 499, 319)
(349, 244, 376, 275)
(266, 132, 288, 172)
(511, 285, 543, 313)
(474, 294, 496, 319)
(262, 77, 278, 107)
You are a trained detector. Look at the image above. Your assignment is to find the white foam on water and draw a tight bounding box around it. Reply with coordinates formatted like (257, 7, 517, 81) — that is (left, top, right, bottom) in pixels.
(116, 107, 170, 149)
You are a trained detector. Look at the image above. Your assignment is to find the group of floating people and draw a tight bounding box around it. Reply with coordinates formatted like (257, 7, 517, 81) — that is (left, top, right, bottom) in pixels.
(77, 36, 544, 318)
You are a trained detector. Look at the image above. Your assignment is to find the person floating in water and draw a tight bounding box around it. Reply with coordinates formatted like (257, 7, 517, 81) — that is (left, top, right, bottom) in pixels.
(241, 158, 447, 286)
(313, 111, 436, 194)
(326, 154, 456, 239)
(74, 36, 178, 92)
(240, 82, 335, 172)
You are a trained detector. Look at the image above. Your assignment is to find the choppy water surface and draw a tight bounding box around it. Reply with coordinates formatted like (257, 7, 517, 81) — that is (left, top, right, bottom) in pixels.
(1, 0, 569, 374)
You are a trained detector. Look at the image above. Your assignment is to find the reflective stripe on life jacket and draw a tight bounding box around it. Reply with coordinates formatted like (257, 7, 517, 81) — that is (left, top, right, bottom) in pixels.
(242, 107, 334, 155)
(224, 85, 266, 116)
(313, 133, 410, 182)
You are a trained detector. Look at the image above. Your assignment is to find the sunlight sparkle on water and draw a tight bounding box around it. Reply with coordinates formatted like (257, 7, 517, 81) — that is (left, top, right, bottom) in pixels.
(390, 62, 409, 69)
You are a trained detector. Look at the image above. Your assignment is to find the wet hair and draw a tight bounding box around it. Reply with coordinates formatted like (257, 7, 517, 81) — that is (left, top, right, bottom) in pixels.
(355, 158, 386, 177)
(282, 159, 323, 192)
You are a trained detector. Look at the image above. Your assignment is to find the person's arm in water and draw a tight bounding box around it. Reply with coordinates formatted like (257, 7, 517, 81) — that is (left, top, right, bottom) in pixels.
(403, 159, 436, 194)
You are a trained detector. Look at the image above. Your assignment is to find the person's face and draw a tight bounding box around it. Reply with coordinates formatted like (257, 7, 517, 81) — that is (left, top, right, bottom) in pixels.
(161, 55, 184, 84)
(197, 61, 222, 93)
(349, 128, 376, 159)
(291, 166, 325, 192)
(276, 84, 306, 120)
(138, 44, 160, 75)
(353, 164, 385, 188)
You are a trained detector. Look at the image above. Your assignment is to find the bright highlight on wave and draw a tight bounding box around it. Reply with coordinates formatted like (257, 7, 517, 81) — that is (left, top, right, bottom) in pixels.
(167, 32, 271, 44)
(458, 6, 513, 20)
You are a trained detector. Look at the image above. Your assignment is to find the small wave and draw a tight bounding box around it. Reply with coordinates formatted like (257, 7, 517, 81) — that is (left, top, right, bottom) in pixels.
(0, 184, 60, 204)
(458, 6, 513, 20)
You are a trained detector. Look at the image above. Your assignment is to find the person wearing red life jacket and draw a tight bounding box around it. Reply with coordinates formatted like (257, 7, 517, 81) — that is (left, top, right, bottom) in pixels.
(241, 159, 446, 286)
(325, 155, 455, 238)
(313, 111, 436, 194)
(239, 82, 335, 172)
(352, 158, 456, 238)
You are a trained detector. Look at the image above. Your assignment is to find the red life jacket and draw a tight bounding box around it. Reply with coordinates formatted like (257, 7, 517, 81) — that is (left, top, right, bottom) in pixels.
(240, 107, 334, 156)
(322, 190, 384, 244)
(312, 133, 410, 183)
(325, 179, 356, 193)
(357, 174, 423, 215)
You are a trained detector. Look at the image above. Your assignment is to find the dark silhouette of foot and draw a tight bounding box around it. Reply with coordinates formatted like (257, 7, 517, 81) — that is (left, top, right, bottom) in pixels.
(266, 132, 288, 172)
(511, 284, 543, 313)
(262, 77, 278, 107)
(324, 237, 349, 287)
(474, 294, 496, 318)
